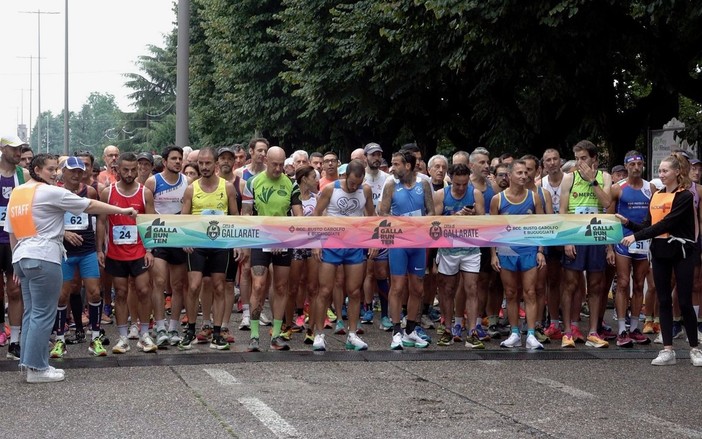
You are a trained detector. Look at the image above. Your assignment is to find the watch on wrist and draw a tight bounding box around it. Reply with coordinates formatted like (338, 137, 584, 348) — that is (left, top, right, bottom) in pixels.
(591, 180, 599, 187)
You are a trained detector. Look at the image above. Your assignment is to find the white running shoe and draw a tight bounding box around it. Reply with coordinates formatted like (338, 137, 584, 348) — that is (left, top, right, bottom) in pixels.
(390, 332, 403, 350)
(346, 333, 368, 351)
(690, 348, 702, 367)
(402, 329, 428, 348)
(259, 312, 272, 326)
(137, 333, 158, 353)
(238, 315, 251, 330)
(420, 315, 435, 329)
(168, 330, 182, 346)
(27, 367, 65, 383)
(500, 332, 522, 348)
(155, 330, 169, 347)
(526, 334, 544, 350)
(112, 336, 130, 354)
(312, 334, 326, 351)
(651, 349, 676, 366)
(653, 333, 663, 344)
(127, 324, 140, 340)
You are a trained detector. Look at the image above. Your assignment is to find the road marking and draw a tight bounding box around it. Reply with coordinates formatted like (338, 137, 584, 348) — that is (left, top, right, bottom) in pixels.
(630, 412, 702, 438)
(528, 377, 595, 399)
(238, 397, 299, 438)
(204, 368, 240, 385)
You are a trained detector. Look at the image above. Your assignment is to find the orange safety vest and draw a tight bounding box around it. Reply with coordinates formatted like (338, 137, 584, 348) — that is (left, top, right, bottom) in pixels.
(649, 189, 680, 239)
(7, 184, 40, 239)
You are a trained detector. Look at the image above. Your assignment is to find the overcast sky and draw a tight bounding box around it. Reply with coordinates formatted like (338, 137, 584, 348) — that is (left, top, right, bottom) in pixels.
(0, 0, 176, 135)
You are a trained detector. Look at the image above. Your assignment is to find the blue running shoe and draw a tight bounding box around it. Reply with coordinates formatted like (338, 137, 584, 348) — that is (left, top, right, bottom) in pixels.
(379, 316, 393, 331)
(474, 325, 491, 342)
(452, 323, 463, 342)
(428, 307, 441, 323)
(341, 305, 348, 321)
(415, 326, 432, 343)
(672, 321, 684, 339)
(361, 309, 374, 324)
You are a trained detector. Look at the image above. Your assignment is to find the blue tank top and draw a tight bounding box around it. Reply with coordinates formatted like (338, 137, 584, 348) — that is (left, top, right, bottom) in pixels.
(442, 186, 475, 215)
(391, 177, 426, 216)
(617, 180, 652, 237)
(469, 181, 495, 215)
(498, 190, 536, 255)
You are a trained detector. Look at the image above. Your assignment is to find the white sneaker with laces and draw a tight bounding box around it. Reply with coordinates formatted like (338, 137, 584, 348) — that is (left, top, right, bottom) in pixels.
(259, 312, 272, 326)
(312, 334, 326, 352)
(402, 329, 428, 348)
(27, 367, 65, 383)
(690, 348, 702, 367)
(128, 324, 140, 340)
(239, 315, 251, 330)
(390, 332, 403, 350)
(651, 349, 676, 366)
(346, 332, 368, 351)
(526, 334, 544, 350)
(138, 333, 158, 353)
(420, 315, 435, 329)
(500, 332, 522, 348)
(112, 335, 130, 354)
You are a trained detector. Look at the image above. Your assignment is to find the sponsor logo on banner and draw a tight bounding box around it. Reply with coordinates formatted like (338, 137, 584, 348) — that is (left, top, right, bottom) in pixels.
(144, 218, 178, 244)
(207, 221, 221, 240)
(584, 217, 614, 242)
(429, 221, 442, 240)
(372, 219, 403, 245)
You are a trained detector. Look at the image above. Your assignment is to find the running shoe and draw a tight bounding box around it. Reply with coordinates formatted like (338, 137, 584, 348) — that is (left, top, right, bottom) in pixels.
(651, 349, 676, 366)
(500, 333, 521, 348)
(50, 340, 67, 359)
(464, 331, 485, 349)
(525, 334, 544, 350)
(128, 324, 140, 340)
(474, 325, 491, 342)
(313, 334, 326, 351)
(544, 322, 563, 340)
(414, 326, 432, 343)
(629, 328, 651, 345)
(303, 329, 315, 345)
(561, 334, 575, 348)
(401, 329, 428, 348)
(89, 336, 107, 357)
(534, 325, 550, 344)
(280, 327, 293, 341)
(437, 331, 453, 346)
(420, 314, 435, 329)
(239, 316, 251, 331)
(341, 305, 348, 321)
(324, 318, 334, 329)
(168, 330, 182, 346)
(101, 313, 113, 325)
(346, 333, 368, 351)
(571, 325, 586, 343)
(487, 324, 502, 339)
(0, 332, 6, 347)
(112, 336, 130, 354)
(210, 335, 230, 350)
(599, 326, 617, 341)
(138, 333, 158, 352)
(361, 309, 374, 324)
(379, 316, 393, 331)
(259, 312, 272, 326)
(164, 296, 172, 313)
(334, 320, 346, 335)
(653, 332, 663, 344)
(247, 338, 260, 352)
(295, 314, 306, 329)
(585, 333, 609, 348)
(66, 330, 86, 345)
(690, 347, 702, 366)
(616, 331, 633, 348)
(580, 302, 590, 318)
(178, 331, 195, 351)
(221, 328, 236, 343)
(6, 342, 20, 359)
(196, 325, 213, 342)
(452, 323, 463, 342)
(436, 324, 445, 336)
(26, 367, 65, 384)
(428, 307, 442, 323)
(326, 308, 337, 322)
(156, 329, 170, 348)
(652, 322, 661, 333)
(642, 321, 655, 334)
(672, 321, 684, 339)
(270, 336, 290, 351)
(356, 325, 365, 335)
(390, 332, 403, 350)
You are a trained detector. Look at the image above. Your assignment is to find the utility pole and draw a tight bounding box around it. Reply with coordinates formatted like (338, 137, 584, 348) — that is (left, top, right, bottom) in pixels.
(64, 0, 69, 155)
(20, 9, 60, 150)
(175, 0, 190, 148)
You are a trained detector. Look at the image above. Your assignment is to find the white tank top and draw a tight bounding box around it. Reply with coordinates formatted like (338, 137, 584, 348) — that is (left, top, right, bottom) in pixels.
(541, 175, 561, 214)
(326, 180, 366, 217)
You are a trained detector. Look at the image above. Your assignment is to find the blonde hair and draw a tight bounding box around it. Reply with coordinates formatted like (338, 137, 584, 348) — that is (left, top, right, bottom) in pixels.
(662, 153, 691, 190)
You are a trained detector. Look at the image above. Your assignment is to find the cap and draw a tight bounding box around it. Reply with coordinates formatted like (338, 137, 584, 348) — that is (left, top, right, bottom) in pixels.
(218, 146, 236, 156)
(0, 135, 28, 147)
(137, 152, 154, 164)
(364, 142, 383, 155)
(63, 156, 86, 171)
(691, 159, 701, 166)
(611, 165, 626, 174)
(338, 163, 348, 175)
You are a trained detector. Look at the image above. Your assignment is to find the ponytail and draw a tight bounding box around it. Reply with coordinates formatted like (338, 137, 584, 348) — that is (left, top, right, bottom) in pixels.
(29, 153, 58, 185)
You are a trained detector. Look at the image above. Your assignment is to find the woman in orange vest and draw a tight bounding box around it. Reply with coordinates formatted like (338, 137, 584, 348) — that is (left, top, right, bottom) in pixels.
(618, 153, 701, 367)
(5, 154, 137, 383)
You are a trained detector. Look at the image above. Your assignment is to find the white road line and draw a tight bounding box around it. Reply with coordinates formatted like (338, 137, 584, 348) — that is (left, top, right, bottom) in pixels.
(630, 412, 702, 438)
(528, 377, 595, 399)
(238, 397, 299, 438)
(204, 368, 240, 385)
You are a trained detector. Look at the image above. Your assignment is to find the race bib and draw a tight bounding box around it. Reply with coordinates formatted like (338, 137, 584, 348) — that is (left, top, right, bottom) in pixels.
(201, 209, 225, 216)
(401, 209, 422, 217)
(0, 206, 6, 227)
(112, 225, 138, 245)
(575, 206, 598, 215)
(628, 239, 651, 255)
(64, 212, 89, 230)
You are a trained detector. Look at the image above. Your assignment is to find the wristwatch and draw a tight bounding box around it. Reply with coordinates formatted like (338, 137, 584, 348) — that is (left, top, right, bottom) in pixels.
(590, 180, 599, 187)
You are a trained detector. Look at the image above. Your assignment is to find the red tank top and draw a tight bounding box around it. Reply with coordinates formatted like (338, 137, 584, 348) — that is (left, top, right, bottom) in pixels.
(106, 183, 146, 261)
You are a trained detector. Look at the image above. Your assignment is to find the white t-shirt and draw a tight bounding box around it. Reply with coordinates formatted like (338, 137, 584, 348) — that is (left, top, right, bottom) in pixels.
(5, 183, 91, 265)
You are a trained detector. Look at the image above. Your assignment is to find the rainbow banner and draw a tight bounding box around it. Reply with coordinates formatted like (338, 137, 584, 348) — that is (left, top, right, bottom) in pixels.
(137, 214, 623, 249)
